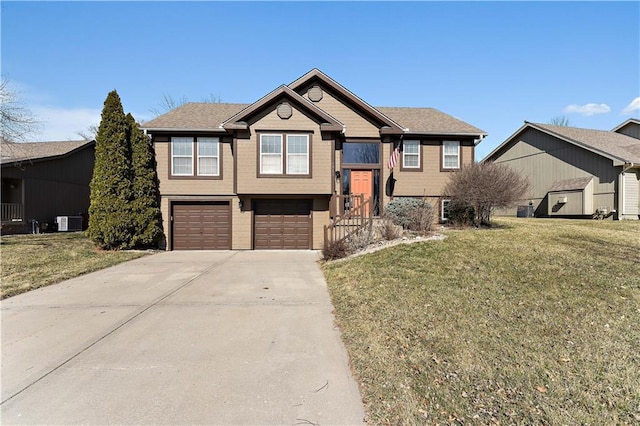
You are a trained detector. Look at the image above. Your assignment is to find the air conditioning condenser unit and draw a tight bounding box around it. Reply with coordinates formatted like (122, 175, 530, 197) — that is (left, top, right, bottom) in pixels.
(56, 216, 83, 232)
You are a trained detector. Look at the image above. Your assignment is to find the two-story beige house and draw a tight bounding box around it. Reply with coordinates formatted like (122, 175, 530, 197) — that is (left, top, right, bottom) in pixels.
(142, 69, 486, 250)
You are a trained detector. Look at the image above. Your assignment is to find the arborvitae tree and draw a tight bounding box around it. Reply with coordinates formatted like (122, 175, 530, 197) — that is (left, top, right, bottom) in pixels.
(88, 90, 134, 249)
(127, 113, 163, 248)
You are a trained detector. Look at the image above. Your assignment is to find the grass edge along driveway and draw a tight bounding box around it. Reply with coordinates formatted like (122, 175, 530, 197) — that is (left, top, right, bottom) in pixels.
(323, 217, 640, 425)
(1, 232, 152, 299)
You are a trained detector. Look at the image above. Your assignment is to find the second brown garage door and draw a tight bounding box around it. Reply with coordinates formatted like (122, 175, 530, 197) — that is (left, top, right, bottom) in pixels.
(172, 202, 231, 250)
(254, 200, 311, 249)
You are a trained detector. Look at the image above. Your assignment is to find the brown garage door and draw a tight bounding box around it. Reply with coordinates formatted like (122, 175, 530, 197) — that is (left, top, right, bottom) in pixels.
(172, 202, 231, 250)
(254, 200, 311, 249)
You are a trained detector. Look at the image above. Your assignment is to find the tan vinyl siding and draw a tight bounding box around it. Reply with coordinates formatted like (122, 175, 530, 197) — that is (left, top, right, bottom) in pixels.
(159, 197, 170, 249)
(233, 199, 253, 249)
(491, 128, 619, 215)
(312, 197, 330, 250)
(154, 139, 234, 195)
(236, 108, 332, 194)
(304, 89, 380, 138)
(391, 143, 474, 197)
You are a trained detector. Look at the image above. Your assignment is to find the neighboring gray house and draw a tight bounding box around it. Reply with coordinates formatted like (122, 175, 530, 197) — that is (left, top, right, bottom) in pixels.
(1, 140, 95, 234)
(483, 120, 640, 219)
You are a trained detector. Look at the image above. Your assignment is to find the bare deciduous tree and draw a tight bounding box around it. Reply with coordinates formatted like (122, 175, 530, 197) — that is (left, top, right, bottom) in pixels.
(549, 116, 570, 126)
(149, 93, 188, 117)
(75, 124, 99, 140)
(443, 162, 530, 226)
(0, 80, 41, 142)
(149, 92, 222, 117)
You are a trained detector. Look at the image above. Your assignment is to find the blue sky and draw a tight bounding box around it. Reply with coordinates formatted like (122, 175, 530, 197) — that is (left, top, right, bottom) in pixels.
(2, 1, 639, 159)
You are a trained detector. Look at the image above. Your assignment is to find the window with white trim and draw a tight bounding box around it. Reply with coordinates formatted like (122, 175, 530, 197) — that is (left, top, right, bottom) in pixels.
(197, 137, 219, 176)
(286, 134, 309, 174)
(403, 140, 420, 168)
(443, 141, 460, 169)
(441, 199, 450, 221)
(260, 134, 283, 174)
(172, 137, 193, 175)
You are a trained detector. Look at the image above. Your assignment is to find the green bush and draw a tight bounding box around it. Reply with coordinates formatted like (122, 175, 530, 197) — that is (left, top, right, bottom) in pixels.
(384, 197, 434, 233)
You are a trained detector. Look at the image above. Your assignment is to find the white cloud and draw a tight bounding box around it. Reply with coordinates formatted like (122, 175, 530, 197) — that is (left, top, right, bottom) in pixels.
(562, 103, 611, 116)
(30, 106, 102, 141)
(622, 97, 640, 114)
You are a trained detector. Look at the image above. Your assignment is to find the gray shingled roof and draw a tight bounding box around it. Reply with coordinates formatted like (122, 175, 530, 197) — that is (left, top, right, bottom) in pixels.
(377, 107, 486, 135)
(548, 177, 593, 192)
(530, 122, 640, 163)
(142, 103, 248, 131)
(142, 102, 486, 136)
(1, 140, 93, 165)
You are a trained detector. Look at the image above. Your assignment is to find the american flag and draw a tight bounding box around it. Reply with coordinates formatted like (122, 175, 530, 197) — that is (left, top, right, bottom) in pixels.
(388, 144, 400, 169)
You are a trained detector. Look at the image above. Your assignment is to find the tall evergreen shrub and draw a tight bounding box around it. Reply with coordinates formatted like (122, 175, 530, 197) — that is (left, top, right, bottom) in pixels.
(89, 90, 134, 249)
(128, 113, 163, 248)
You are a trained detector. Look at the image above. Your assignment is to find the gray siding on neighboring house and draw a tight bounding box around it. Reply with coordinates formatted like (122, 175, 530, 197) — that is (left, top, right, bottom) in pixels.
(2, 147, 95, 231)
(491, 127, 619, 216)
(615, 122, 640, 140)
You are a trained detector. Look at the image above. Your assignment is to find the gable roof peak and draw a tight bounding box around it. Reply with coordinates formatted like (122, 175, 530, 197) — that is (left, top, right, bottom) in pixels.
(288, 68, 404, 133)
(221, 84, 343, 132)
(611, 117, 640, 132)
(486, 120, 640, 164)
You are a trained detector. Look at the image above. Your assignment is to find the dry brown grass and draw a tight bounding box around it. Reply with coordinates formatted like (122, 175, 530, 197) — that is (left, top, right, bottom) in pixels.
(323, 218, 640, 424)
(1, 232, 151, 299)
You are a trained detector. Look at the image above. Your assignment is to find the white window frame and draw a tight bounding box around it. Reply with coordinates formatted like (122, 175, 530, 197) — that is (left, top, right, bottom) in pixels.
(286, 134, 309, 175)
(197, 137, 220, 176)
(441, 199, 450, 221)
(443, 141, 460, 169)
(171, 137, 194, 176)
(260, 134, 283, 175)
(402, 140, 420, 169)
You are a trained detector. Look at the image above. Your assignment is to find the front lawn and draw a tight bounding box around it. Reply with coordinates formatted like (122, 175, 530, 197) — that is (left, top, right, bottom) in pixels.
(1, 232, 152, 299)
(323, 218, 640, 424)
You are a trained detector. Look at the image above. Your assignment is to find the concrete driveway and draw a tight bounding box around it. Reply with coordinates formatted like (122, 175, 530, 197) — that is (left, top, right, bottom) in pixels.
(1, 251, 365, 425)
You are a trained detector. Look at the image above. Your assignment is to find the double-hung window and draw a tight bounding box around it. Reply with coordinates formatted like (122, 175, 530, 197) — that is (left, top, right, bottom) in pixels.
(197, 137, 219, 176)
(402, 140, 420, 169)
(260, 134, 283, 174)
(260, 133, 310, 176)
(286, 135, 309, 175)
(172, 137, 194, 176)
(171, 136, 220, 177)
(443, 141, 460, 169)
